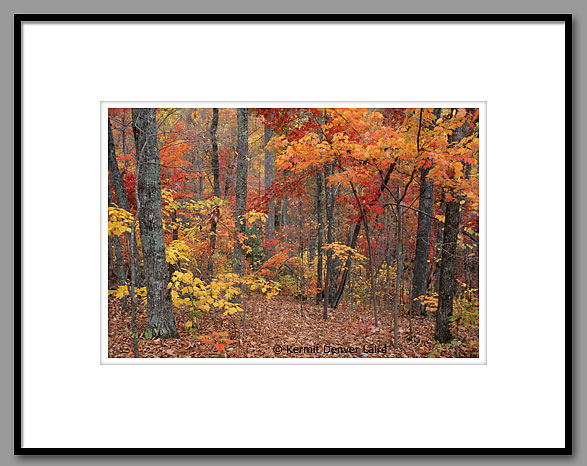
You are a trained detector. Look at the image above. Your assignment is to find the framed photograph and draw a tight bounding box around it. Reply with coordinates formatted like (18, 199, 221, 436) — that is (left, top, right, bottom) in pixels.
(16, 14, 571, 453)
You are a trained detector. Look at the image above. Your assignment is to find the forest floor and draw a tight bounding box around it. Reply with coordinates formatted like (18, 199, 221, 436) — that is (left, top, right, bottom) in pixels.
(107, 295, 479, 359)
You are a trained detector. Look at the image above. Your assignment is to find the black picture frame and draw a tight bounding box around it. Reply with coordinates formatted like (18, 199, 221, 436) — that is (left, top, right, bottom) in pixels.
(14, 13, 572, 455)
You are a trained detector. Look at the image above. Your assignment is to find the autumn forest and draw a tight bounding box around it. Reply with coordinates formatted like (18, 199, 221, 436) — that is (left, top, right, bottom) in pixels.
(107, 107, 480, 359)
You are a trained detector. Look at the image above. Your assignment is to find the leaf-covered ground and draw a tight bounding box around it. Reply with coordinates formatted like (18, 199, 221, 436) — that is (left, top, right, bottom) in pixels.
(108, 295, 479, 359)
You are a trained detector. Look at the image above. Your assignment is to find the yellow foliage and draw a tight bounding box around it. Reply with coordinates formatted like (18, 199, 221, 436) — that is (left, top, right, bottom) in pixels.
(168, 270, 281, 316)
(244, 210, 268, 227)
(321, 242, 367, 268)
(112, 285, 147, 306)
(108, 206, 134, 236)
(414, 293, 438, 313)
(166, 240, 191, 264)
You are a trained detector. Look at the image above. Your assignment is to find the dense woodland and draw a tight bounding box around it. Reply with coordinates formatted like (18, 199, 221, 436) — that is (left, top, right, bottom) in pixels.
(107, 108, 480, 358)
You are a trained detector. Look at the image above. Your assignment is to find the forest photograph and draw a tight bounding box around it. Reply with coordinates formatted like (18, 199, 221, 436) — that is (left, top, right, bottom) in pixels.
(107, 107, 480, 359)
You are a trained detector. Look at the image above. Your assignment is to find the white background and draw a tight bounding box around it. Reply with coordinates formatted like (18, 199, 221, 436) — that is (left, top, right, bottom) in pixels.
(22, 22, 565, 448)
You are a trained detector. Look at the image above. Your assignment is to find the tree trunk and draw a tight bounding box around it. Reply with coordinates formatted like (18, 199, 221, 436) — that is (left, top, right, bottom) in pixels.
(410, 164, 434, 316)
(324, 163, 335, 308)
(108, 117, 143, 287)
(108, 181, 127, 310)
(434, 200, 460, 343)
(410, 108, 439, 317)
(282, 198, 288, 227)
(208, 108, 220, 278)
(210, 108, 220, 198)
(392, 202, 404, 348)
(264, 123, 275, 259)
(121, 125, 127, 155)
(435, 120, 469, 343)
(432, 212, 445, 294)
(193, 147, 203, 199)
(132, 108, 178, 339)
(232, 108, 249, 291)
(385, 203, 391, 305)
(315, 171, 324, 304)
(298, 197, 305, 315)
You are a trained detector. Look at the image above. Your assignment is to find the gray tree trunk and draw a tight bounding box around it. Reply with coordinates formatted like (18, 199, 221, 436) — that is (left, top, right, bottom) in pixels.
(282, 198, 288, 227)
(410, 164, 435, 316)
(108, 117, 143, 287)
(315, 171, 323, 304)
(435, 120, 469, 343)
(264, 123, 275, 259)
(232, 108, 249, 287)
(434, 200, 460, 343)
(324, 163, 335, 308)
(210, 108, 220, 198)
(411, 108, 440, 316)
(208, 108, 220, 278)
(108, 180, 127, 306)
(432, 212, 445, 294)
(392, 202, 403, 347)
(132, 108, 178, 339)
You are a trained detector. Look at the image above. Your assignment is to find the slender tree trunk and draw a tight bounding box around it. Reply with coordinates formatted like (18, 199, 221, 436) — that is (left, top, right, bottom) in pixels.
(210, 108, 220, 198)
(347, 224, 356, 312)
(282, 198, 288, 227)
(385, 204, 391, 307)
(232, 108, 249, 295)
(392, 202, 404, 348)
(108, 117, 143, 287)
(298, 197, 304, 316)
(315, 171, 324, 304)
(432, 212, 445, 294)
(348, 257, 353, 313)
(129, 169, 141, 358)
(108, 181, 126, 284)
(324, 163, 335, 308)
(132, 108, 178, 339)
(108, 239, 114, 285)
(308, 229, 316, 284)
(329, 177, 341, 300)
(322, 263, 329, 319)
(208, 108, 220, 278)
(264, 123, 275, 259)
(198, 150, 203, 198)
(364, 217, 377, 326)
(193, 147, 204, 199)
(322, 172, 329, 319)
(121, 125, 127, 155)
